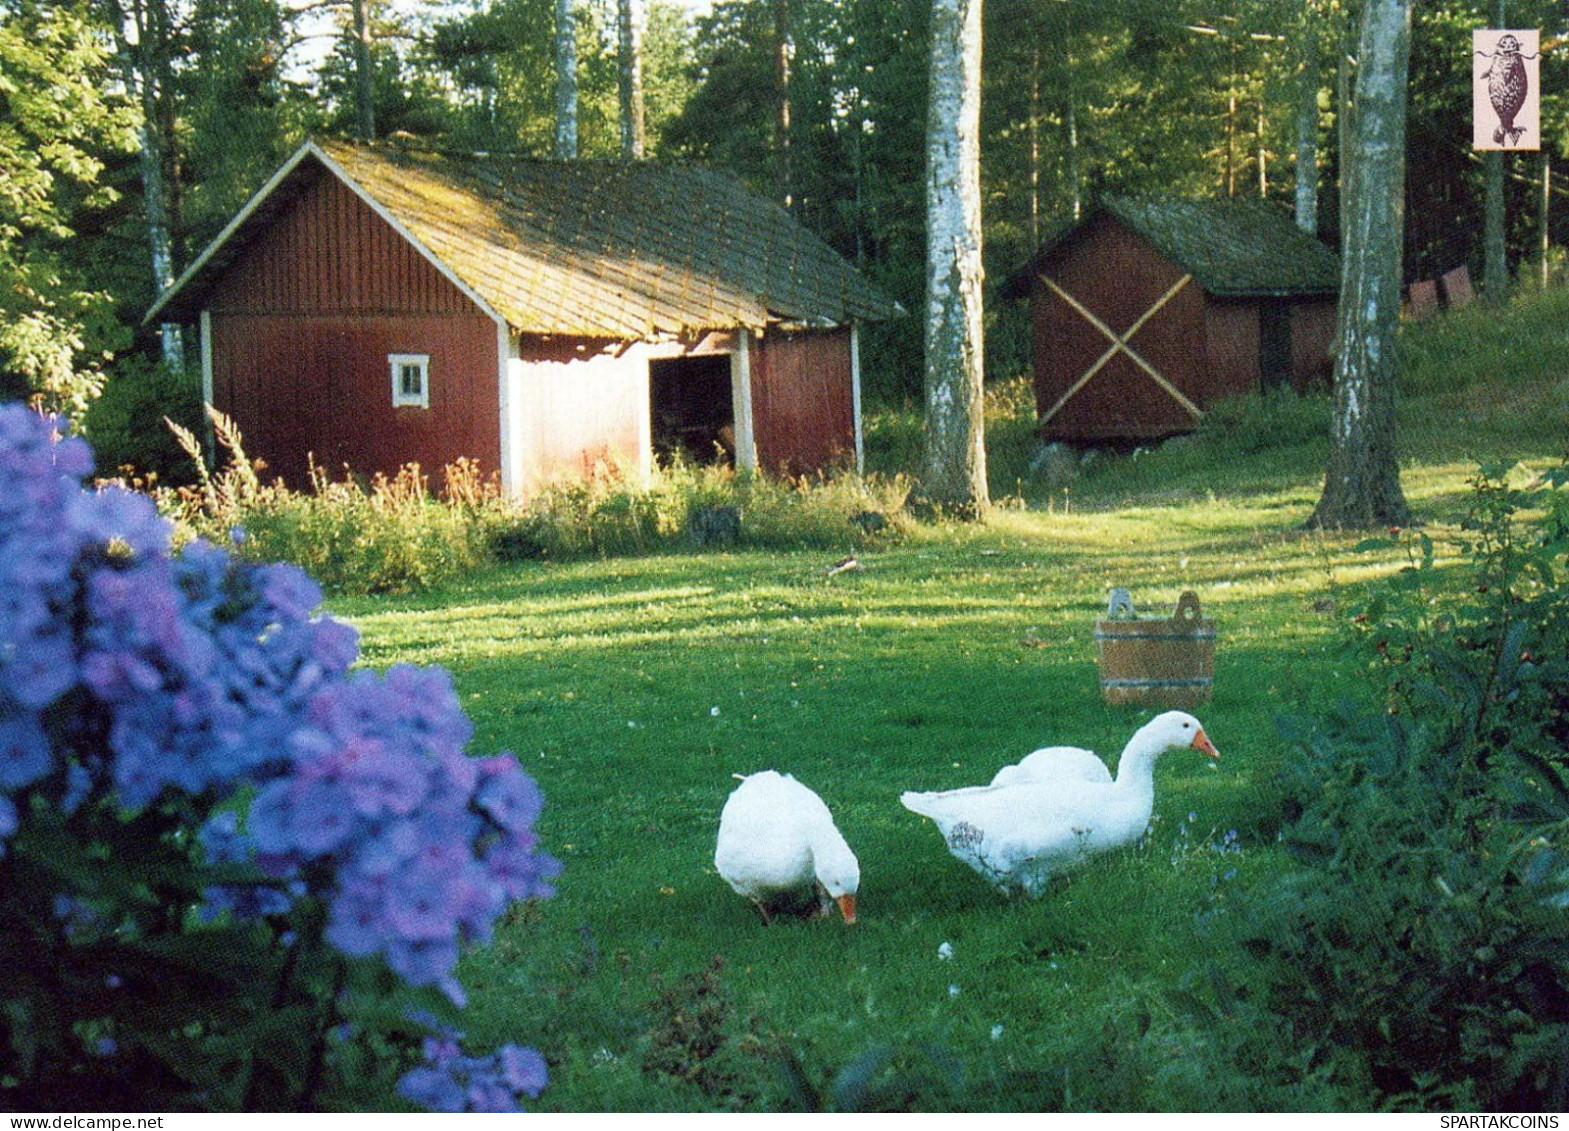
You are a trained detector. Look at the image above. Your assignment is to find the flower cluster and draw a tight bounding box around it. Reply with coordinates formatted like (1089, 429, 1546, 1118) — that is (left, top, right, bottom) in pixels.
(246, 665, 559, 1003)
(397, 1026, 550, 1112)
(0, 404, 557, 1108)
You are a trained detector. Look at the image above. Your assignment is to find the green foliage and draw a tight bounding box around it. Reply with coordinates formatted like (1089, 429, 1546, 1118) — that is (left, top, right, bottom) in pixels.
(0, 2, 136, 416)
(421, 0, 696, 156)
(488, 462, 912, 562)
(1189, 461, 1569, 1110)
(1194, 388, 1333, 457)
(160, 411, 495, 596)
(82, 354, 204, 486)
(640, 956, 751, 1104)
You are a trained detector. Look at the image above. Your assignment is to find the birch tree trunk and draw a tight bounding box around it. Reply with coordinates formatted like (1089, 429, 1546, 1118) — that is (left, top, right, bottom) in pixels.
(110, 0, 183, 369)
(1295, 39, 1319, 233)
(555, 0, 578, 158)
(1307, 0, 1413, 530)
(774, 0, 793, 209)
(617, 0, 644, 159)
(917, 0, 987, 517)
(1483, 0, 1509, 304)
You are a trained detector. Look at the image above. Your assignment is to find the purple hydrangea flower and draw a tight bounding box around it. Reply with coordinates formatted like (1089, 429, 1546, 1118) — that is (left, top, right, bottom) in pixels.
(0, 794, 16, 854)
(1, 404, 557, 1105)
(496, 1044, 549, 1097)
(395, 1030, 547, 1113)
(0, 712, 52, 791)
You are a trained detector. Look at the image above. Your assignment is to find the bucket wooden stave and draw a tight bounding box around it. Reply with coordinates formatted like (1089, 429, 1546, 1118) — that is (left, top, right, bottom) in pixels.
(1094, 591, 1215, 708)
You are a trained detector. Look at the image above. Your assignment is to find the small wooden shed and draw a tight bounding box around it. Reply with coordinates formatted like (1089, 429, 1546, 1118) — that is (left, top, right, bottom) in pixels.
(1002, 196, 1340, 444)
(145, 139, 902, 496)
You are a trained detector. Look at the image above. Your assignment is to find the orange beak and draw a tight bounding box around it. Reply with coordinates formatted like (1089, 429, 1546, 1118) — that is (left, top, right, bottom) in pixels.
(1192, 729, 1220, 759)
(836, 893, 857, 925)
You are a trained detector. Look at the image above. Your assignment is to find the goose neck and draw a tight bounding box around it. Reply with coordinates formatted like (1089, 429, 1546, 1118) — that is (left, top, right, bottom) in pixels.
(1112, 736, 1163, 790)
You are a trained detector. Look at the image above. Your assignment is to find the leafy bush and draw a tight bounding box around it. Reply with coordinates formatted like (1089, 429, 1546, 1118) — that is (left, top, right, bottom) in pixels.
(1187, 461, 1569, 1110)
(0, 405, 559, 1110)
(82, 354, 203, 487)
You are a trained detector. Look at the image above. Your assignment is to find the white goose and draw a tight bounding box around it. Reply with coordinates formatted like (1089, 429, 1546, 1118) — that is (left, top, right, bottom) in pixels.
(990, 744, 1113, 787)
(715, 771, 860, 924)
(900, 711, 1219, 897)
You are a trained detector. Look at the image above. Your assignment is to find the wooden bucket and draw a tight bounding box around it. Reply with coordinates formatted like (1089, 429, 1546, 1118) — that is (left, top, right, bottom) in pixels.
(1094, 590, 1215, 708)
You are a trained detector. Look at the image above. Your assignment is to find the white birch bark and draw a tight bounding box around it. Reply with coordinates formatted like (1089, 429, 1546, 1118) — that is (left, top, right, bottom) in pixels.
(555, 0, 578, 159)
(1296, 51, 1318, 232)
(1309, 0, 1412, 529)
(618, 0, 645, 160)
(919, 0, 987, 515)
(111, 0, 183, 369)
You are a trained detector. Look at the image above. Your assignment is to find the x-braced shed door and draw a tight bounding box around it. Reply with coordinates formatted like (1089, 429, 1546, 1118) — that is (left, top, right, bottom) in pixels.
(1035, 269, 1205, 440)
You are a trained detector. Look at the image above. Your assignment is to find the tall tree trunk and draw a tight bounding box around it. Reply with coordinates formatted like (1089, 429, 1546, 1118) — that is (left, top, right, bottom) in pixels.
(1337, 22, 1353, 243)
(111, 0, 183, 369)
(351, 0, 375, 141)
(1257, 100, 1268, 197)
(1028, 47, 1040, 246)
(774, 0, 793, 209)
(617, 0, 645, 159)
(918, 0, 987, 517)
(1541, 156, 1552, 288)
(1296, 39, 1319, 232)
(1063, 4, 1079, 220)
(1484, 0, 1509, 304)
(1308, 0, 1413, 531)
(555, 0, 578, 158)
(1225, 40, 1239, 197)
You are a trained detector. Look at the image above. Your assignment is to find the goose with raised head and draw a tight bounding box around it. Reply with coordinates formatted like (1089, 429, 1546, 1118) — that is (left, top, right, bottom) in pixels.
(715, 771, 860, 924)
(900, 711, 1219, 897)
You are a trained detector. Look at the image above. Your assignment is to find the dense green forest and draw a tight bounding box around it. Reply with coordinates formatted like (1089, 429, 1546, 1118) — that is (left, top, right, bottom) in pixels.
(2, 0, 1566, 447)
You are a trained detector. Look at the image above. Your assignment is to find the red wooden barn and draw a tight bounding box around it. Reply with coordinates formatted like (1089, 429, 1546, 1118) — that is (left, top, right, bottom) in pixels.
(145, 139, 902, 496)
(1002, 196, 1340, 444)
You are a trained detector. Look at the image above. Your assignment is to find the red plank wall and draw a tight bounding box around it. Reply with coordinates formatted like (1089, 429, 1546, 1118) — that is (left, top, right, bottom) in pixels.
(749, 327, 857, 477)
(206, 171, 501, 491)
(1031, 216, 1207, 442)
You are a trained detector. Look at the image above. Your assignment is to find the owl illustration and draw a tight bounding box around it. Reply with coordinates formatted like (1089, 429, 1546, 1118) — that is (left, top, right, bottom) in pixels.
(1480, 34, 1529, 146)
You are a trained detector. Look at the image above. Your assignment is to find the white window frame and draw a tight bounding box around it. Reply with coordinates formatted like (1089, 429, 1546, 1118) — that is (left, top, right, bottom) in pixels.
(390, 353, 431, 408)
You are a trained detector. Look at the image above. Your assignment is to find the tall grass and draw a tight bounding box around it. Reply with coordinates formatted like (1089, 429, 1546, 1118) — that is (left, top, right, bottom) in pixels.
(159, 410, 913, 595)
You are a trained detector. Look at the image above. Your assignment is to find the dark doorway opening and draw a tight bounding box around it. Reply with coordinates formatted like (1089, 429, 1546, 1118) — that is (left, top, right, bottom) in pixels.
(650, 355, 735, 467)
(1259, 302, 1293, 391)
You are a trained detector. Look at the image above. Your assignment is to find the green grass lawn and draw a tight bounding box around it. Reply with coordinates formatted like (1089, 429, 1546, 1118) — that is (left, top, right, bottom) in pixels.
(326, 289, 1569, 1111)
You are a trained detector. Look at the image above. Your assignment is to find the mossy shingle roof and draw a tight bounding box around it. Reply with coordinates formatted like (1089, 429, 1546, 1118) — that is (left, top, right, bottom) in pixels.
(1007, 195, 1340, 299)
(148, 139, 902, 337)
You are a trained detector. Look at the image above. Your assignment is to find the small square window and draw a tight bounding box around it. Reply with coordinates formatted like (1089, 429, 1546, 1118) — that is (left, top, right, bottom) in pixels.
(390, 353, 430, 408)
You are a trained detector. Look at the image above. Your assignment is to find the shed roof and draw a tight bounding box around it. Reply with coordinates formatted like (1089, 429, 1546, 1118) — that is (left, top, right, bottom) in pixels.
(147, 139, 902, 338)
(1004, 195, 1341, 299)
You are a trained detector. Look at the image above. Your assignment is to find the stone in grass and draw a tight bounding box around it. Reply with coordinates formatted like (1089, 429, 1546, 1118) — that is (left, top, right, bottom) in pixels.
(1028, 442, 1079, 489)
(849, 510, 887, 536)
(689, 504, 743, 547)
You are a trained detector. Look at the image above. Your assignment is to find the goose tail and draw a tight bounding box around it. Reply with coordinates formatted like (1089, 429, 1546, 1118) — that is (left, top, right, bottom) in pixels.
(900, 790, 942, 820)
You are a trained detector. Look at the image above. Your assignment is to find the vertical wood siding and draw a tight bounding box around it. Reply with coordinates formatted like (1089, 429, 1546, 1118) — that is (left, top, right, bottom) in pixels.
(206, 172, 501, 490)
(1029, 214, 1338, 442)
(749, 328, 856, 475)
(1203, 300, 1263, 401)
(1289, 299, 1337, 390)
(1031, 216, 1206, 442)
